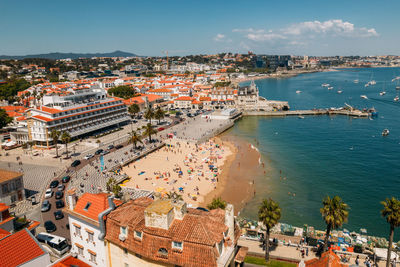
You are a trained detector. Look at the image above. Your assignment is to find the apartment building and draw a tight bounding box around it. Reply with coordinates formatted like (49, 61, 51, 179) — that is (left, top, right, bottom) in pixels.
(0, 169, 25, 206)
(27, 88, 130, 147)
(105, 197, 244, 267)
(65, 190, 120, 266)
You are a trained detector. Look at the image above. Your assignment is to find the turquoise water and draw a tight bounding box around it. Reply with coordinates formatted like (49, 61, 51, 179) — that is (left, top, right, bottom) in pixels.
(228, 67, 400, 238)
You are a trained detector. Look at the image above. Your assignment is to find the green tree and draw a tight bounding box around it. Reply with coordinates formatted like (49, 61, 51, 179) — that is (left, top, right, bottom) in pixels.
(143, 123, 157, 142)
(381, 197, 400, 267)
(61, 131, 71, 158)
(144, 107, 155, 124)
(50, 129, 61, 158)
(128, 103, 140, 119)
(128, 130, 142, 149)
(106, 177, 122, 198)
(108, 85, 137, 99)
(320, 196, 349, 253)
(258, 198, 281, 261)
(165, 191, 183, 203)
(0, 109, 12, 129)
(207, 197, 227, 210)
(154, 106, 165, 124)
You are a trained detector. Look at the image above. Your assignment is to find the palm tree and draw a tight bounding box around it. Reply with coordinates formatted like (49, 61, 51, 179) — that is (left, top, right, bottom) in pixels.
(128, 130, 142, 149)
(154, 107, 165, 124)
(258, 198, 281, 261)
(381, 197, 400, 267)
(143, 123, 157, 142)
(61, 131, 71, 158)
(207, 197, 227, 210)
(320, 196, 349, 253)
(50, 129, 61, 157)
(144, 107, 155, 124)
(165, 191, 183, 203)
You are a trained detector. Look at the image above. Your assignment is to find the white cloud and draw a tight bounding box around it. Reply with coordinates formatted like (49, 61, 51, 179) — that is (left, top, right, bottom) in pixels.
(214, 33, 226, 41)
(247, 33, 287, 41)
(283, 19, 378, 37)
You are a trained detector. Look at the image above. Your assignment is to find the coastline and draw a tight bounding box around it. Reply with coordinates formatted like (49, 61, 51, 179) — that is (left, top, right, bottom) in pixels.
(201, 135, 262, 215)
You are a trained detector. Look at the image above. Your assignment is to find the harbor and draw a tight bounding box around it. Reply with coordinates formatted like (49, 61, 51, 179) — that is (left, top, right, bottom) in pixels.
(244, 107, 372, 117)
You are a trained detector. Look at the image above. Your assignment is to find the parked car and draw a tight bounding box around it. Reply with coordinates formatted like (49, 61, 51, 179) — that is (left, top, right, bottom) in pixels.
(95, 149, 103, 155)
(107, 144, 114, 150)
(45, 189, 53, 199)
(55, 191, 63, 199)
(62, 176, 70, 183)
(101, 150, 110, 155)
(55, 200, 65, 209)
(50, 180, 59, 188)
(84, 154, 93, 160)
(115, 144, 123, 149)
(57, 184, 65, 191)
(41, 200, 51, 212)
(158, 127, 165, 132)
(54, 210, 64, 220)
(44, 221, 57, 233)
(71, 160, 81, 167)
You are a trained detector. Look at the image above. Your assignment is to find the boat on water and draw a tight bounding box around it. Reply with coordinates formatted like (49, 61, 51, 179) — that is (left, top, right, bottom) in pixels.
(368, 107, 378, 117)
(364, 83, 370, 87)
(382, 129, 389, 136)
(298, 116, 305, 119)
(354, 79, 359, 84)
(327, 86, 333, 90)
(321, 83, 330, 87)
(360, 95, 368, 99)
(394, 96, 399, 101)
(379, 91, 386, 96)
(369, 80, 376, 85)
(337, 90, 343, 94)
(296, 90, 302, 94)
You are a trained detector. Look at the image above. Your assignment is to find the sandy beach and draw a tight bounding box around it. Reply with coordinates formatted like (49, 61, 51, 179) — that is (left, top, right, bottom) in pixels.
(201, 135, 263, 214)
(122, 138, 234, 206)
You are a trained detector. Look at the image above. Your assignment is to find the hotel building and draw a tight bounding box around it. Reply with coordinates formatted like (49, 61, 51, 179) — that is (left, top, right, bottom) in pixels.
(27, 88, 130, 147)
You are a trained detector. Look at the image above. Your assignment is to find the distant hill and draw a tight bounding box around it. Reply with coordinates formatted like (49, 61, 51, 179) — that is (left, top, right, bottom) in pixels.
(0, 50, 139, 60)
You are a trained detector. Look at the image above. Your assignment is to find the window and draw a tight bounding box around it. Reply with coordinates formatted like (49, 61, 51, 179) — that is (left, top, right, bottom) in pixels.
(158, 248, 168, 258)
(124, 248, 128, 255)
(2, 184, 9, 194)
(74, 225, 81, 236)
(76, 245, 83, 256)
(11, 195, 17, 203)
(172, 241, 183, 250)
(134, 231, 142, 239)
(89, 252, 97, 263)
(84, 202, 91, 211)
(120, 226, 127, 236)
(88, 232, 94, 242)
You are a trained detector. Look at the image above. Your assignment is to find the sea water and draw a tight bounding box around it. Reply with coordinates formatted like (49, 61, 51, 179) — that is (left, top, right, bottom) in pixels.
(226, 67, 400, 238)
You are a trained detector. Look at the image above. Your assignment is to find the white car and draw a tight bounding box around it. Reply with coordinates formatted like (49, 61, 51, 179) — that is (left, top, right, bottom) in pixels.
(84, 154, 93, 160)
(45, 189, 53, 199)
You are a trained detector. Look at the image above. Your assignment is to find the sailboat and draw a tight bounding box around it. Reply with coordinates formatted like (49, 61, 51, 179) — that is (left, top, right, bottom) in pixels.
(380, 82, 386, 96)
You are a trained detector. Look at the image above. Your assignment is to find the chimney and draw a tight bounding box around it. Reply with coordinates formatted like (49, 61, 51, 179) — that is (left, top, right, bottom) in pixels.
(224, 204, 235, 241)
(172, 200, 187, 220)
(67, 188, 77, 210)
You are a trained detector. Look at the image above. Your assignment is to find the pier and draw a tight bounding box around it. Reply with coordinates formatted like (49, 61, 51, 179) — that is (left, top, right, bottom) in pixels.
(244, 108, 371, 117)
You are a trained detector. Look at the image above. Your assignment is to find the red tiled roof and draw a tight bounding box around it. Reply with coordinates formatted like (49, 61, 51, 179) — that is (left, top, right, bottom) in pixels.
(73, 193, 121, 222)
(306, 250, 347, 267)
(52, 255, 92, 267)
(174, 96, 194, 101)
(0, 228, 10, 239)
(0, 229, 47, 267)
(105, 198, 233, 267)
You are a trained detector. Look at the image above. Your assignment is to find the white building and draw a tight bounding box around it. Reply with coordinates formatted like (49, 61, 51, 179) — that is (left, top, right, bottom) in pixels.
(65, 190, 119, 267)
(27, 87, 130, 147)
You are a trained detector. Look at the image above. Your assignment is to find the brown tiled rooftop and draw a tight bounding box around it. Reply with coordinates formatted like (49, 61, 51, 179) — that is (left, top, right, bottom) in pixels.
(0, 169, 22, 184)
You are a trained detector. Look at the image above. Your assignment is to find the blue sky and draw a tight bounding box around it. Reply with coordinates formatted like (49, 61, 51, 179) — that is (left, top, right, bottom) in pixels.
(1, 0, 399, 56)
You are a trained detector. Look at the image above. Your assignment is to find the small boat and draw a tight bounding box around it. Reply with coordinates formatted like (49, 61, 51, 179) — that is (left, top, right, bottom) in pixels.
(337, 90, 343, 94)
(298, 116, 305, 119)
(321, 83, 330, 87)
(360, 95, 368, 99)
(296, 90, 302, 94)
(394, 96, 399, 102)
(369, 80, 376, 85)
(354, 79, 359, 84)
(364, 83, 370, 87)
(327, 87, 333, 90)
(382, 129, 389, 136)
(379, 91, 386, 96)
(396, 86, 400, 90)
